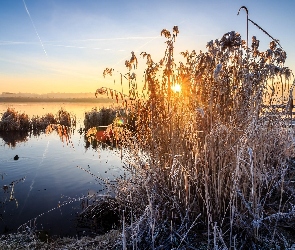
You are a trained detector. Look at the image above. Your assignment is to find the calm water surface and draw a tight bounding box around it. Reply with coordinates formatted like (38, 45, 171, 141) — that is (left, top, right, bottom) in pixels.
(0, 102, 124, 237)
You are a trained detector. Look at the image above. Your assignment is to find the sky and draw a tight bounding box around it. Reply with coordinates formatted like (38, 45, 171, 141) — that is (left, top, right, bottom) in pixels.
(0, 0, 295, 94)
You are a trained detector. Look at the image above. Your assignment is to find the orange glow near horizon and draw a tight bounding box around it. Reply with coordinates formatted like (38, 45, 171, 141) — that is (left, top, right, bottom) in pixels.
(0, 74, 102, 94)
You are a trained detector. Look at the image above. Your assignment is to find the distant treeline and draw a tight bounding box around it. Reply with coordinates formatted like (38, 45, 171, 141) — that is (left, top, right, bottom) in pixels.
(0, 97, 114, 103)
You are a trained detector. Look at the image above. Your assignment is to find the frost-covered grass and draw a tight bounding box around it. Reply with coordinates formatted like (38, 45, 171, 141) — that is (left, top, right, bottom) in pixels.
(83, 106, 135, 130)
(95, 27, 295, 249)
(0, 229, 121, 250)
(83, 107, 136, 149)
(0, 108, 30, 131)
(84, 107, 118, 129)
(0, 107, 75, 132)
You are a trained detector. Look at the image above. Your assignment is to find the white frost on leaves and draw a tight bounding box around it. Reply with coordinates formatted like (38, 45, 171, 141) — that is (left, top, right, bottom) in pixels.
(196, 107, 205, 118)
(214, 63, 222, 81)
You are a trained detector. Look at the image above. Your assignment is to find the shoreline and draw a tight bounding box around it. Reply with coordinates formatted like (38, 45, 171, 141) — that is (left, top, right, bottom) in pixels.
(0, 97, 114, 103)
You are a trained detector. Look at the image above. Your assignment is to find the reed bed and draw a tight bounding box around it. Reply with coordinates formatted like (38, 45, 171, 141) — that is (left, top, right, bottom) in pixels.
(83, 106, 135, 130)
(0, 107, 75, 132)
(0, 108, 30, 132)
(95, 27, 295, 249)
(83, 106, 137, 151)
(84, 107, 118, 129)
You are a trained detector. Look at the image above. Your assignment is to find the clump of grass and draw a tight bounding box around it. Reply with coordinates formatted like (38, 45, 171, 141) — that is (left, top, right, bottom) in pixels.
(96, 26, 295, 249)
(0, 108, 30, 131)
(0, 108, 75, 133)
(57, 108, 75, 127)
(0, 108, 76, 147)
(84, 107, 118, 129)
(83, 107, 136, 149)
(31, 113, 57, 131)
(77, 196, 120, 234)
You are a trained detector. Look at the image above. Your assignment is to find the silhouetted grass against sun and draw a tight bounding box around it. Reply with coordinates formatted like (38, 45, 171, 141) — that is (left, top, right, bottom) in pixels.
(95, 23, 295, 249)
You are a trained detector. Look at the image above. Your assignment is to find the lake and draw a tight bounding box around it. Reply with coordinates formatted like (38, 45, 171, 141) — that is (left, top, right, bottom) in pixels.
(0, 102, 124, 237)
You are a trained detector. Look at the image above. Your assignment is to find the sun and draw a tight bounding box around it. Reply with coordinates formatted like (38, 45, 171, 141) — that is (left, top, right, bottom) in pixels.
(171, 83, 181, 93)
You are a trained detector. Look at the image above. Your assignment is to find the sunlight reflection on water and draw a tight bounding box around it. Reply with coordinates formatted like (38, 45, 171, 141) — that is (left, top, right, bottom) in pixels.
(0, 102, 124, 236)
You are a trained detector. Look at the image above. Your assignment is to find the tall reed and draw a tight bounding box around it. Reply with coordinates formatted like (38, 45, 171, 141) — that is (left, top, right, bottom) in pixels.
(98, 28, 295, 248)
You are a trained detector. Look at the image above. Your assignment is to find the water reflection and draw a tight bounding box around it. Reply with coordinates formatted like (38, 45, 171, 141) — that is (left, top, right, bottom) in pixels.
(0, 102, 124, 236)
(0, 131, 29, 147)
(0, 106, 76, 147)
(45, 124, 73, 144)
(0, 124, 112, 150)
(85, 126, 113, 150)
(0, 126, 74, 148)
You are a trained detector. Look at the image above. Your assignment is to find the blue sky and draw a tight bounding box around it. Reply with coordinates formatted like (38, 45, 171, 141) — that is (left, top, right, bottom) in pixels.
(0, 0, 295, 94)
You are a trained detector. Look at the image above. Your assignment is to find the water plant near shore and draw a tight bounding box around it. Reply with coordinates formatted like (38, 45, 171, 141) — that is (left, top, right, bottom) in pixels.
(84, 107, 118, 129)
(96, 25, 295, 248)
(31, 113, 57, 131)
(0, 108, 30, 132)
(0, 108, 75, 137)
(0, 108, 76, 149)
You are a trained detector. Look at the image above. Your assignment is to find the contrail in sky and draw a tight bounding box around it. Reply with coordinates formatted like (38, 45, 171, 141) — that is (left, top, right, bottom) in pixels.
(22, 0, 47, 56)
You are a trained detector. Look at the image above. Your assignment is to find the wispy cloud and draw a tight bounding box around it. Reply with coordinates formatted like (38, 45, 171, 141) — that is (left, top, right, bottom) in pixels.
(0, 41, 35, 45)
(0, 36, 161, 45)
(0, 35, 162, 52)
(44, 36, 161, 43)
(48, 44, 87, 49)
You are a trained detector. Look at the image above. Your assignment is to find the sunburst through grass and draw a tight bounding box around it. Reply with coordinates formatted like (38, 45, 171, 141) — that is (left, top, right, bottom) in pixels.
(171, 83, 181, 93)
(95, 24, 295, 249)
